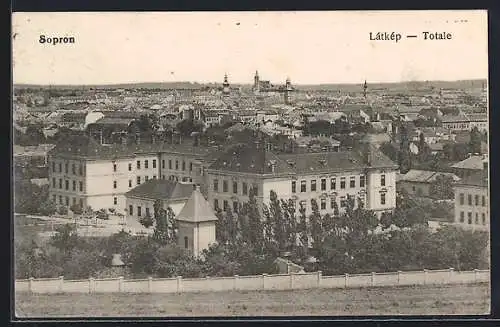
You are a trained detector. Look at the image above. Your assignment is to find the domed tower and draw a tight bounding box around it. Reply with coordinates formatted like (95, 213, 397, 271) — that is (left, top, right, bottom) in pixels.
(284, 76, 293, 104)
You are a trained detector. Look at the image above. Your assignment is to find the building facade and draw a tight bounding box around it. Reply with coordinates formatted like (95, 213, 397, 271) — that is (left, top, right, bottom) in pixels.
(453, 169, 489, 231)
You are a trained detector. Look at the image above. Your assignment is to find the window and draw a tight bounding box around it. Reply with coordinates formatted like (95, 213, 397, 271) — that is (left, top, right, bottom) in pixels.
(182, 161, 186, 171)
(321, 179, 326, 191)
(175, 160, 179, 170)
(252, 184, 258, 196)
(331, 178, 336, 190)
(475, 213, 479, 224)
(162, 160, 165, 169)
(233, 201, 239, 213)
(128, 163, 132, 171)
(162, 175, 165, 180)
(213, 179, 219, 192)
(184, 236, 189, 249)
(79, 181, 83, 192)
(65, 180, 69, 190)
(340, 196, 347, 207)
(137, 160, 141, 169)
(137, 176, 141, 185)
(59, 196, 63, 205)
(291, 181, 296, 193)
(380, 193, 386, 205)
(114, 197, 117, 205)
(72, 198, 76, 205)
(137, 206, 142, 217)
(233, 181, 238, 194)
(467, 194, 472, 206)
(169, 160, 172, 169)
(113, 163, 117, 172)
(145, 175, 149, 182)
(52, 178, 56, 188)
(145, 207, 150, 217)
(128, 180, 132, 187)
(340, 177, 346, 189)
(52, 194, 56, 202)
(311, 180, 317, 191)
(459, 193, 465, 205)
(153, 175, 157, 179)
(65, 163, 68, 174)
(299, 200, 307, 210)
(350, 176, 356, 188)
(475, 195, 479, 206)
(52, 162, 56, 172)
(65, 196, 69, 206)
(223, 200, 229, 211)
(214, 199, 219, 210)
(153, 160, 156, 168)
(467, 212, 472, 224)
(190, 163, 193, 171)
(482, 195, 486, 207)
(330, 197, 336, 209)
(300, 180, 307, 192)
(360, 175, 365, 188)
(145, 160, 149, 169)
(72, 164, 76, 175)
(59, 163, 62, 173)
(72, 180, 76, 191)
(320, 198, 326, 210)
(460, 211, 465, 223)
(482, 213, 486, 225)
(59, 179, 62, 189)
(129, 205, 133, 215)
(223, 181, 228, 192)
(381, 174, 386, 186)
(113, 181, 117, 189)
(243, 182, 248, 195)
(79, 165, 83, 176)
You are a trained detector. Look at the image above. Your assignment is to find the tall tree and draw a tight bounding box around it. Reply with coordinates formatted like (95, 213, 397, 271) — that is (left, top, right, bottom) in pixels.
(398, 123, 412, 173)
(309, 199, 323, 251)
(297, 203, 309, 258)
(152, 200, 177, 244)
(469, 126, 482, 154)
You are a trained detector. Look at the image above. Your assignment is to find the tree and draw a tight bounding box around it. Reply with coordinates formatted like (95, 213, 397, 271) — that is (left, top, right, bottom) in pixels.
(70, 203, 83, 216)
(418, 132, 431, 163)
(398, 123, 412, 173)
(429, 175, 455, 200)
(297, 203, 309, 258)
(469, 126, 482, 154)
(309, 199, 323, 251)
(50, 224, 81, 254)
(391, 190, 430, 228)
(139, 211, 154, 229)
(152, 200, 177, 244)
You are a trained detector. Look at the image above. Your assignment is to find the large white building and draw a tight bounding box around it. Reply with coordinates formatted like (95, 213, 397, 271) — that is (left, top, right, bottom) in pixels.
(47, 136, 218, 214)
(205, 138, 398, 217)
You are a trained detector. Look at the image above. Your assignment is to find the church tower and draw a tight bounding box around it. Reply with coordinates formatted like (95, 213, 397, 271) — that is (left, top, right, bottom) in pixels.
(363, 80, 368, 99)
(222, 73, 230, 97)
(253, 70, 260, 93)
(284, 76, 293, 105)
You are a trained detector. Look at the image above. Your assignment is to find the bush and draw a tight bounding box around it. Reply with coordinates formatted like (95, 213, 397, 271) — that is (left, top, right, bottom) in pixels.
(57, 206, 68, 216)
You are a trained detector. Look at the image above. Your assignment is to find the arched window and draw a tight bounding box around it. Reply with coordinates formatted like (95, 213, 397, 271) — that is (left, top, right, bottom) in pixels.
(184, 236, 189, 249)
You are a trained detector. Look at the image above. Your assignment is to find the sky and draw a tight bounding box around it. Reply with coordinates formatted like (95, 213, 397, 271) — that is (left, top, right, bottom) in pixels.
(12, 10, 488, 85)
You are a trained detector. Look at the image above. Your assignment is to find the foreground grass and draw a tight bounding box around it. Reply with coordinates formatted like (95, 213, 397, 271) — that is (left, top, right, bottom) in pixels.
(15, 283, 490, 317)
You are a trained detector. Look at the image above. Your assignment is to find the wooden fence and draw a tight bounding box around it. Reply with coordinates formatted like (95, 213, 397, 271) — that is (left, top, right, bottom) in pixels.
(15, 268, 489, 295)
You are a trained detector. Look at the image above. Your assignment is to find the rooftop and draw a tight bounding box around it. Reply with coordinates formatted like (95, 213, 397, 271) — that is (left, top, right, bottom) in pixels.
(399, 169, 460, 183)
(176, 186, 218, 223)
(451, 155, 488, 170)
(125, 179, 194, 201)
(455, 170, 488, 188)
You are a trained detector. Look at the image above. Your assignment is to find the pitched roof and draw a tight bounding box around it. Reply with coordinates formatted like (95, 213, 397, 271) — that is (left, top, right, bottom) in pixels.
(451, 155, 488, 170)
(455, 170, 488, 188)
(176, 186, 218, 223)
(399, 169, 460, 183)
(125, 179, 194, 201)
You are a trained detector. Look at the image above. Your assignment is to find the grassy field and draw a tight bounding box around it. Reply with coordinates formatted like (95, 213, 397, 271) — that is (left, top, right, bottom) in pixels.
(15, 283, 490, 317)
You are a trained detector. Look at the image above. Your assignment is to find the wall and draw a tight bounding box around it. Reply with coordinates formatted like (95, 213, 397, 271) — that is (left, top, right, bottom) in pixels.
(16, 268, 489, 295)
(454, 184, 489, 229)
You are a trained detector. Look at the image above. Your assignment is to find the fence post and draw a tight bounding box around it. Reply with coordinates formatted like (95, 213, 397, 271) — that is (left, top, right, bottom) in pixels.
(148, 276, 153, 293)
(448, 268, 455, 284)
(289, 273, 294, 290)
(88, 277, 94, 294)
(118, 276, 124, 292)
(474, 269, 479, 283)
(28, 277, 34, 294)
(262, 274, 267, 290)
(397, 271, 402, 285)
(58, 276, 64, 293)
(206, 276, 211, 292)
(317, 271, 322, 288)
(344, 273, 349, 289)
(176, 276, 182, 293)
(233, 275, 238, 291)
(423, 269, 428, 285)
(371, 272, 376, 287)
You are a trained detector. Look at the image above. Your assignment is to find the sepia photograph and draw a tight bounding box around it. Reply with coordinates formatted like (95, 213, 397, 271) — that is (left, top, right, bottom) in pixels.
(12, 10, 490, 318)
